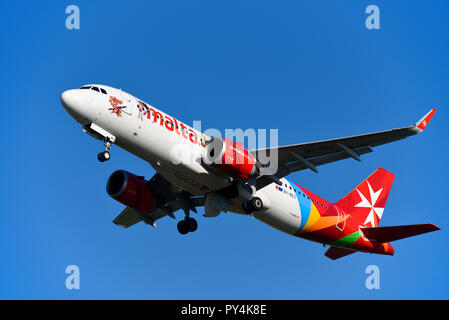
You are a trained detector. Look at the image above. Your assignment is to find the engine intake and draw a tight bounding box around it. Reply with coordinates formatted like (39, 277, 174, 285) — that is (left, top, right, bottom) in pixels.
(202, 137, 259, 180)
(106, 170, 156, 212)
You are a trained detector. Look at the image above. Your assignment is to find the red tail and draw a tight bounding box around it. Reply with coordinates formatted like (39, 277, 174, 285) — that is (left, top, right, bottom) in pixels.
(336, 168, 395, 227)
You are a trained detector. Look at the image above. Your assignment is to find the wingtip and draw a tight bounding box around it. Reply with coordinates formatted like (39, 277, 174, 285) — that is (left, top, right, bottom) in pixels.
(428, 223, 441, 231)
(415, 108, 436, 131)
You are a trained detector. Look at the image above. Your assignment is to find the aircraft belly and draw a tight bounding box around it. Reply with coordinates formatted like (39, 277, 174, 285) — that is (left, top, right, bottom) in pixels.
(152, 163, 232, 196)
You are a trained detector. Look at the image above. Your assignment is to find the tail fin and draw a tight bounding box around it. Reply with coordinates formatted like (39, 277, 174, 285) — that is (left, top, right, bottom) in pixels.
(336, 168, 395, 227)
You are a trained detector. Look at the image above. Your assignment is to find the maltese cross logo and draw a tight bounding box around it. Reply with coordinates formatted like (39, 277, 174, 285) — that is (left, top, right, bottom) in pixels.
(355, 181, 384, 227)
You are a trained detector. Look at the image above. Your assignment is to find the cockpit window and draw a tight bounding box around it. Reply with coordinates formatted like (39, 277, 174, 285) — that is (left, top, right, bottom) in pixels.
(79, 85, 107, 95)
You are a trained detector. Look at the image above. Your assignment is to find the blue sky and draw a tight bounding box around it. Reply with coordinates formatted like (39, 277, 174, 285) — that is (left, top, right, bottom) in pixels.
(1, 0, 448, 299)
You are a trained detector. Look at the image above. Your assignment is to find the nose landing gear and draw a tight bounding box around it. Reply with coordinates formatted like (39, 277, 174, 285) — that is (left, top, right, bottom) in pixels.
(98, 138, 112, 162)
(82, 124, 115, 163)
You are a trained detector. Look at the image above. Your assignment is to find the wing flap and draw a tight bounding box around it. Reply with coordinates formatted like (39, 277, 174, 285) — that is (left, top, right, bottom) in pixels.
(113, 207, 142, 228)
(361, 224, 440, 243)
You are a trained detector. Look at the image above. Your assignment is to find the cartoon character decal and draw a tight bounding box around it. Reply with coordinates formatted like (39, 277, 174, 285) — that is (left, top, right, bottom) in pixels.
(137, 100, 150, 121)
(108, 96, 128, 117)
(200, 134, 211, 147)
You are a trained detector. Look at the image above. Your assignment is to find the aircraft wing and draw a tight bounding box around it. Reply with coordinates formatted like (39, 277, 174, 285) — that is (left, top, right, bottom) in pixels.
(252, 109, 436, 189)
(112, 173, 206, 228)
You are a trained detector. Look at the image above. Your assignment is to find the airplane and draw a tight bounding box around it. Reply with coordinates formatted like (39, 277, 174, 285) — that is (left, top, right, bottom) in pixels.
(60, 84, 440, 260)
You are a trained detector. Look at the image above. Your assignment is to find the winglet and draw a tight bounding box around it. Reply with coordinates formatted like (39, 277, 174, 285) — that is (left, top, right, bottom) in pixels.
(415, 108, 436, 132)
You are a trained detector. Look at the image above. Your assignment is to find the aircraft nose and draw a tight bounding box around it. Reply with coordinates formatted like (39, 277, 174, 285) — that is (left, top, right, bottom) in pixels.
(60, 89, 91, 124)
(60, 89, 78, 113)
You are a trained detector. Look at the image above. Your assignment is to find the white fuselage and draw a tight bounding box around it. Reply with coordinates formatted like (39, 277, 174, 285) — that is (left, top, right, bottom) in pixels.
(61, 84, 304, 235)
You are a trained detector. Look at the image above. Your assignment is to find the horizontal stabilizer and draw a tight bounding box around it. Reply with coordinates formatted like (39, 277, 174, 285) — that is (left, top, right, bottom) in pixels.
(361, 223, 440, 243)
(325, 246, 357, 260)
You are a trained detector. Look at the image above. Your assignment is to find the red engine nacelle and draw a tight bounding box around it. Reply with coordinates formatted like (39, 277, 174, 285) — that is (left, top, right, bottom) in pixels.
(106, 170, 157, 212)
(202, 137, 259, 180)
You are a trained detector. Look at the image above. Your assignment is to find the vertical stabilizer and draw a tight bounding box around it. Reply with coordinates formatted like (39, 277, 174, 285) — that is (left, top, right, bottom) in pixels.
(336, 168, 395, 227)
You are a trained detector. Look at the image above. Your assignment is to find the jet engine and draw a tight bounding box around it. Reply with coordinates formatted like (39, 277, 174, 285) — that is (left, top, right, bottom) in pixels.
(202, 137, 259, 180)
(106, 170, 156, 212)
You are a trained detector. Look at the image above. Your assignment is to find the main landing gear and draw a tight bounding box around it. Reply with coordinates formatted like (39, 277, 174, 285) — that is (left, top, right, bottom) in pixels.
(177, 217, 198, 235)
(98, 138, 112, 162)
(176, 192, 199, 235)
(242, 197, 263, 214)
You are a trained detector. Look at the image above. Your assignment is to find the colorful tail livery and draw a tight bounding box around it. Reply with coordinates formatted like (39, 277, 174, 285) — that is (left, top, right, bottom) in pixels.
(300, 168, 440, 260)
(336, 168, 394, 228)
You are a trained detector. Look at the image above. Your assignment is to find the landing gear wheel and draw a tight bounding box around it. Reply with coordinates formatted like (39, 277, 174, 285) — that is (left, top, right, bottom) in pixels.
(177, 220, 189, 235)
(98, 138, 113, 163)
(251, 197, 263, 211)
(186, 217, 198, 232)
(97, 151, 110, 162)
